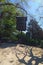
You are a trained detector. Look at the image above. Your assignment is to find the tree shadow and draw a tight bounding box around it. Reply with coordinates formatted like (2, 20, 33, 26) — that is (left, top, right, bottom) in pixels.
(15, 47, 43, 65)
(0, 42, 18, 48)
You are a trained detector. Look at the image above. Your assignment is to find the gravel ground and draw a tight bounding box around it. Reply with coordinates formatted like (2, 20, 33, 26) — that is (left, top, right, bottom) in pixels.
(0, 43, 43, 65)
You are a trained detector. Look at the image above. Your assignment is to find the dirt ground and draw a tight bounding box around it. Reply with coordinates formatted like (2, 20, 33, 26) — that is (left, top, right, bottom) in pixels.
(0, 43, 43, 65)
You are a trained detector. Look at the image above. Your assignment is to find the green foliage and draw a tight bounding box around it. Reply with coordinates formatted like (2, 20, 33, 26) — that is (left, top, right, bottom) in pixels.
(9, 33, 18, 42)
(0, 0, 5, 2)
(24, 35, 43, 48)
(39, 40, 43, 48)
(0, 1, 25, 42)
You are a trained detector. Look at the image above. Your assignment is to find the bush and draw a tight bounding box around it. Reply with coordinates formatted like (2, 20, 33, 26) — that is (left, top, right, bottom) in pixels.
(26, 39, 36, 46)
(26, 38, 41, 46)
(9, 34, 18, 42)
(0, 37, 10, 43)
(16, 32, 27, 44)
(40, 40, 43, 48)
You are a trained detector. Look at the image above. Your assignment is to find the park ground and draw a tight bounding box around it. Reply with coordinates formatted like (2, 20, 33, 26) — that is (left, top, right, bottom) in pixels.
(0, 43, 43, 65)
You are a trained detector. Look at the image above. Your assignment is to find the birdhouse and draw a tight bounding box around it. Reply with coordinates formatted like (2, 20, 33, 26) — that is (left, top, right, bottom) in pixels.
(16, 16, 27, 31)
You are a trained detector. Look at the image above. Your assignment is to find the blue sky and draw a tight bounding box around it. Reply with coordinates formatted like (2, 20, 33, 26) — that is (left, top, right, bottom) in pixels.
(11, 0, 43, 29)
(28, 0, 43, 27)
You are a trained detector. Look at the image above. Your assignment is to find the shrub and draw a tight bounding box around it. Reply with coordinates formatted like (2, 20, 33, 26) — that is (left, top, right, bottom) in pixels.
(26, 38, 41, 46)
(16, 32, 27, 44)
(40, 40, 43, 48)
(10, 34, 18, 42)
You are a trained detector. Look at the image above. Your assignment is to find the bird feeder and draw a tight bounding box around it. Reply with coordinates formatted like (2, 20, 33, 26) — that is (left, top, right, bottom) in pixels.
(16, 16, 27, 31)
(16, 8, 27, 31)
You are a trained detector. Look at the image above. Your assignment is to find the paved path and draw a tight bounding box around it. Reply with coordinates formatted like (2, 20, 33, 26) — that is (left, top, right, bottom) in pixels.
(0, 43, 43, 65)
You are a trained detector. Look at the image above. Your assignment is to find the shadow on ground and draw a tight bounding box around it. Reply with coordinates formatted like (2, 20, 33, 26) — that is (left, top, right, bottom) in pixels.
(0, 42, 43, 65)
(0, 42, 18, 48)
(15, 47, 43, 65)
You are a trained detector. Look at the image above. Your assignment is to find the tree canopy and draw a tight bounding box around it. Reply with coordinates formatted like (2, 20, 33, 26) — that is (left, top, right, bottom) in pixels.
(0, 0, 26, 41)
